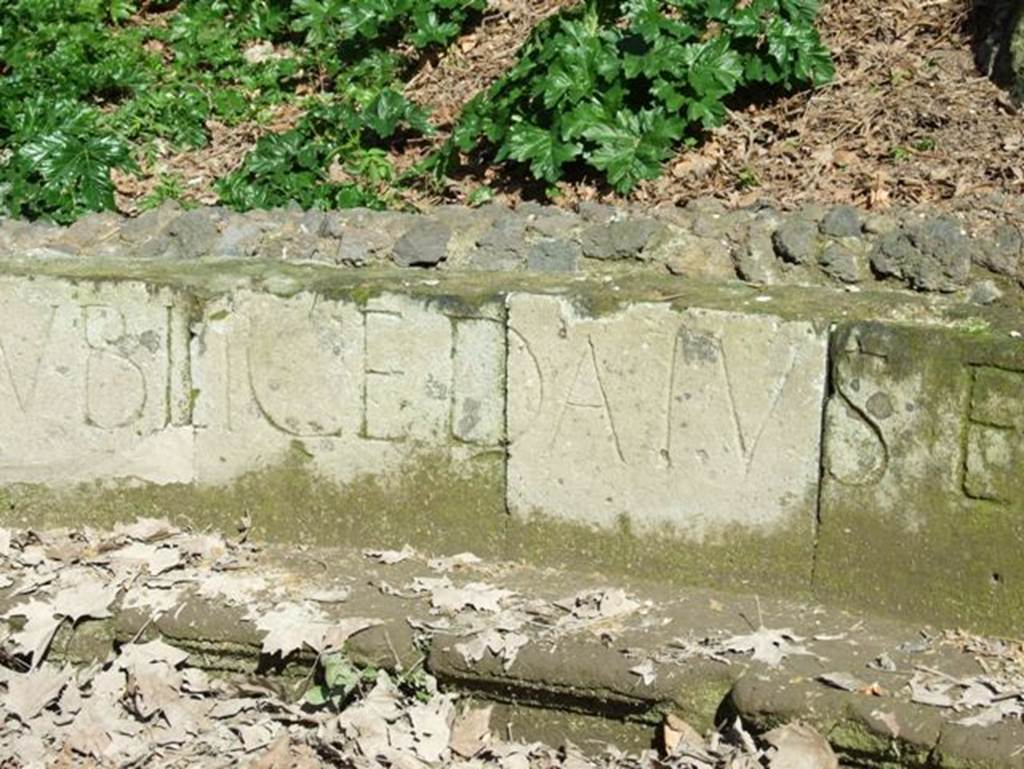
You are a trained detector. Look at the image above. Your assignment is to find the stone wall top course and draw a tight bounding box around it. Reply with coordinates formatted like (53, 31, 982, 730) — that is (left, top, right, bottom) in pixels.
(3, 199, 1023, 301)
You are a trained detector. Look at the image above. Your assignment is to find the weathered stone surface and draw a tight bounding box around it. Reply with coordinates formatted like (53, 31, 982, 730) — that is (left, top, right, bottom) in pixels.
(0, 277, 193, 484)
(819, 240, 867, 284)
(734, 210, 783, 284)
(7, 201, 1024, 296)
(526, 239, 580, 273)
(192, 290, 504, 485)
(817, 322, 1024, 634)
(870, 216, 972, 291)
(773, 217, 820, 265)
(157, 207, 223, 260)
(392, 221, 451, 267)
(507, 295, 828, 540)
(579, 219, 664, 260)
(819, 205, 863, 239)
(976, 222, 1023, 280)
(5, 254, 1024, 634)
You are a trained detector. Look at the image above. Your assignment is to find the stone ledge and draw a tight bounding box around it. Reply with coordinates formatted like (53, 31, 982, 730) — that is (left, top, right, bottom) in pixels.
(9, 542, 1022, 768)
(3, 199, 1023, 299)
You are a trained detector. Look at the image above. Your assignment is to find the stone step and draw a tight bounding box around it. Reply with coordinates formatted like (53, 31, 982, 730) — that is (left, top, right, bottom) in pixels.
(6, 536, 1022, 768)
(0, 256, 1022, 634)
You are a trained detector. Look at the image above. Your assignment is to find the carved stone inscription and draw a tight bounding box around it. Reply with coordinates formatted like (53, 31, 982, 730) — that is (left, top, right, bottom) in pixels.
(0, 277, 192, 484)
(816, 322, 1024, 631)
(506, 295, 828, 536)
(821, 325, 1023, 517)
(192, 291, 504, 484)
(964, 365, 1024, 503)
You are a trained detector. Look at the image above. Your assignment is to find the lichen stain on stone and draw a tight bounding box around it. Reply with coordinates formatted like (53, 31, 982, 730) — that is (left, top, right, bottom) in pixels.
(0, 448, 507, 559)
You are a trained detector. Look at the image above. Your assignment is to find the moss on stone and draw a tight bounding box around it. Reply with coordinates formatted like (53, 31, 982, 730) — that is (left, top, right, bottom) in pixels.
(504, 506, 816, 600)
(816, 321, 1024, 635)
(1, 447, 507, 559)
(660, 677, 736, 735)
(827, 720, 932, 769)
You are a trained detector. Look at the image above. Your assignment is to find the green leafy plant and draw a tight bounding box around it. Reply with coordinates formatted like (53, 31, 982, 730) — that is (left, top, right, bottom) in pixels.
(303, 653, 434, 711)
(448, 0, 834, 192)
(0, 0, 476, 223)
(217, 91, 431, 211)
(304, 654, 377, 710)
(1, 0, 832, 223)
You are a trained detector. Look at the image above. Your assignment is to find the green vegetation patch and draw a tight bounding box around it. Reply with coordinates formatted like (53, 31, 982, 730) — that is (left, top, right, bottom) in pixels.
(0, 0, 831, 224)
(0, 0, 481, 222)
(447, 0, 834, 193)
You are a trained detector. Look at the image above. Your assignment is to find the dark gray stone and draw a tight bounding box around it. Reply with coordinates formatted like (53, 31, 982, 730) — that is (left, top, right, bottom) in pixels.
(576, 201, 618, 224)
(3, 217, 61, 252)
(862, 213, 899, 236)
(159, 207, 222, 259)
(119, 201, 182, 247)
(870, 230, 918, 279)
(259, 230, 320, 261)
(819, 241, 865, 284)
(910, 216, 973, 291)
(976, 223, 1023, 279)
(733, 213, 782, 284)
(472, 214, 530, 270)
(338, 229, 380, 266)
(526, 209, 578, 239)
(299, 210, 326, 237)
(392, 221, 451, 268)
(870, 217, 972, 292)
(690, 212, 731, 240)
(214, 216, 266, 257)
(773, 218, 821, 265)
(52, 212, 122, 255)
(820, 206, 863, 239)
(526, 239, 580, 273)
(580, 219, 664, 260)
(683, 196, 727, 216)
(470, 249, 523, 271)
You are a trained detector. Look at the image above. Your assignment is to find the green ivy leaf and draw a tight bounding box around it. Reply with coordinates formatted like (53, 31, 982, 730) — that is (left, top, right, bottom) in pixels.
(409, 9, 460, 47)
(503, 122, 581, 183)
(363, 89, 411, 139)
(19, 130, 135, 218)
(582, 109, 683, 192)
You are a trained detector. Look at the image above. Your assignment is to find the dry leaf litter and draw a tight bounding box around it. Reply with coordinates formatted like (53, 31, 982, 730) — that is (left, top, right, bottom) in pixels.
(0, 520, 1020, 767)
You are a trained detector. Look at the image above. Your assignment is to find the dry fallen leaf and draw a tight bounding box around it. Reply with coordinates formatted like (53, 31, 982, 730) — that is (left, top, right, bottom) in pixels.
(428, 553, 482, 572)
(114, 517, 178, 543)
(364, 545, 416, 565)
(449, 706, 492, 758)
(724, 626, 814, 668)
(455, 629, 529, 669)
(661, 713, 704, 756)
(817, 671, 866, 692)
(763, 722, 838, 769)
(5, 599, 64, 665)
(630, 659, 657, 686)
(559, 588, 641, 621)
(4, 663, 71, 721)
(52, 575, 118, 623)
(255, 603, 378, 657)
(428, 581, 515, 613)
